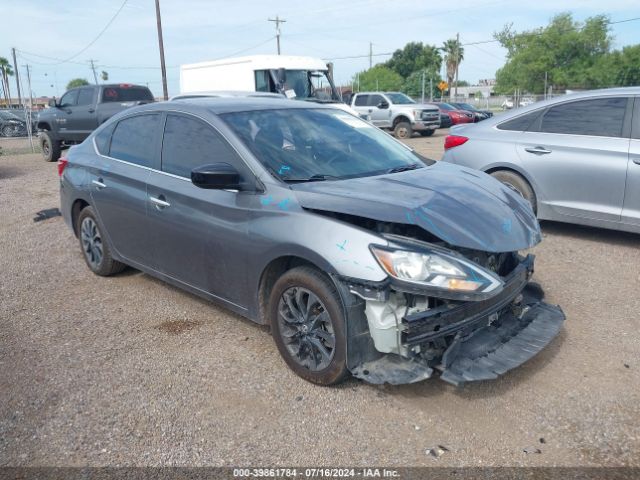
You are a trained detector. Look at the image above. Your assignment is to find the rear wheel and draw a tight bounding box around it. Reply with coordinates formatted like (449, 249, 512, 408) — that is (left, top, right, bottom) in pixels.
(393, 121, 413, 139)
(490, 170, 537, 214)
(419, 129, 435, 137)
(269, 266, 349, 385)
(40, 131, 61, 162)
(77, 206, 126, 276)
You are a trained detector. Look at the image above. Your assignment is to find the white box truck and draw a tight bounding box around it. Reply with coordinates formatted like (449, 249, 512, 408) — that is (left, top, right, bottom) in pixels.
(179, 55, 360, 116)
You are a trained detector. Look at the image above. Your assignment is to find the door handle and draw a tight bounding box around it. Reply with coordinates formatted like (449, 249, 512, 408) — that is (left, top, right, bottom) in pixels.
(92, 179, 106, 189)
(88, 108, 95, 113)
(149, 196, 170, 209)
(524, 146, 552, 155)
(633, 158, 640, 166)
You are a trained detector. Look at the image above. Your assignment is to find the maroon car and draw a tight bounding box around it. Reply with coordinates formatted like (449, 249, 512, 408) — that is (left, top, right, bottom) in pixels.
(436, 102, 474, 125)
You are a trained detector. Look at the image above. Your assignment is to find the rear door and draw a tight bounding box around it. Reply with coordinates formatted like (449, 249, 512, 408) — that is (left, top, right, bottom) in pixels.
(623, 96, 640, 226)
(89, 113, 161, 267)
(352, 94, 371, 119)
(515, 96, 631, 222)
(145, 112, 253, 307)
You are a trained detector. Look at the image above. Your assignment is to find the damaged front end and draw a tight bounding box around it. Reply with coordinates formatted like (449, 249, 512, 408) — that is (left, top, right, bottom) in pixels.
(338, 237, 565, 386)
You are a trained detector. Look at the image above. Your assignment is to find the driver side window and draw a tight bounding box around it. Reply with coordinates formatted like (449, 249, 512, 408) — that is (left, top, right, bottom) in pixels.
(60, 90, 79, 108)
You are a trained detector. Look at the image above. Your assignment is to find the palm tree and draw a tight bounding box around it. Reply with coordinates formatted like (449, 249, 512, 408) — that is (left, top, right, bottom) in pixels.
(441, 39, 464, 101)
(0, 57, 14, 107)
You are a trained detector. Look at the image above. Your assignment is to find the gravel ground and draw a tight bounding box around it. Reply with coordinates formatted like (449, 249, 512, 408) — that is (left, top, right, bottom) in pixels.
(1, 133, 639, 467)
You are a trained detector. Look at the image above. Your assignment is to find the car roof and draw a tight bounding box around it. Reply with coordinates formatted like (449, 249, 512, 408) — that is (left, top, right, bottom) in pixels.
(169, 90, 283, 101)
(122, 97, 332, 116)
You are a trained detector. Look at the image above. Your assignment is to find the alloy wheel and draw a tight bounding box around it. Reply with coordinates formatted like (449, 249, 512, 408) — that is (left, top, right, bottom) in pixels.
(277, 287, 336, 371)
(80, 217, 103, 269)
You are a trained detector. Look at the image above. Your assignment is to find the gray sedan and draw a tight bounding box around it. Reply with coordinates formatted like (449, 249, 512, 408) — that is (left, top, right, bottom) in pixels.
(442, 87, 640, 234)
(59, 98, 564, 386)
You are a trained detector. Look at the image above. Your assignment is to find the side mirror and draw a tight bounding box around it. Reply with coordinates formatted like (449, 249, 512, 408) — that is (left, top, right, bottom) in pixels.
(191, 163, 242, 190)
(48, 97, 58, 108)
(277, 67, 287, 85)
(378, 100, 389, 109)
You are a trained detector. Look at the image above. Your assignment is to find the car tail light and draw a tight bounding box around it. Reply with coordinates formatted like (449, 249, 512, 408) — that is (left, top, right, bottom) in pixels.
(444, 135, 469, 150)
(58, 157, 68, 177)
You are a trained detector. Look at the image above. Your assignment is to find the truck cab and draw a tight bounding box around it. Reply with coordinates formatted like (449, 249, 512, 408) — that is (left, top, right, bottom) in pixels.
(351, 92, 441, 139)
(179, 55, 360, 116)
(38, 84, 154, 162)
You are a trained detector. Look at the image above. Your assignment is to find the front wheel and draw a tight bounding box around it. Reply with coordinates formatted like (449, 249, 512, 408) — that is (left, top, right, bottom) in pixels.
(393, 121, 413, 139)
(40, 131, 62, 162)
(268, 266, 349, 385)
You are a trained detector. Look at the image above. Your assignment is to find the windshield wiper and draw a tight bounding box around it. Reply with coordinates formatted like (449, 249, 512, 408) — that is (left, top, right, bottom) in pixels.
(283, 174, 340, 183)
(386, 163, 422, 174)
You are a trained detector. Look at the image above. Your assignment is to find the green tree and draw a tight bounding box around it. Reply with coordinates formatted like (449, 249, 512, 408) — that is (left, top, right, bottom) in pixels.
(0, 57, 14, 106)
(66, 78, 90, 90)
(494, 13, 612, 93)
(352, 65, 403, 92)
(402, 70, 442, 101)
(441, 39, 464, 99)
(384, 42, 442, 79)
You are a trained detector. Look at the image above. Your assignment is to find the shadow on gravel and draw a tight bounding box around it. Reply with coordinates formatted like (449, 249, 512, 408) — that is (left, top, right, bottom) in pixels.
(541, 220, 640, 247)
(0, 165, 26, 180)
(382, 327, 567, 400)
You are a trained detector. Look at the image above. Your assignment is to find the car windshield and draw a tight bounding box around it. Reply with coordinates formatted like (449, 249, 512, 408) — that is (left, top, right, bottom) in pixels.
(438, 103, 456, 111)
(458, 103, 477, 111)
(221, 108, 428, 182)
(385, 93, 415, 104)
(280, 70, 338, 102)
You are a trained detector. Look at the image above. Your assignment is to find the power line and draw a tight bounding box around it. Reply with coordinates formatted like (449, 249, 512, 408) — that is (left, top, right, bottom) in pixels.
(58, 0, 129, 64)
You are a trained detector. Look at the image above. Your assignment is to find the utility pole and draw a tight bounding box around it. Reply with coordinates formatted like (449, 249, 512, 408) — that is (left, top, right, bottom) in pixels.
(155, 0, 169, 100)
(89, 59, 99, 84)
(369, 42, 373, 69)
(453, 32, 460, 102)
(544, 71, 548, 100)
(11, 48, 22, 107)
(268, 15, 286, 55)
(430, 76, 433, 102)
(421, 70, 425, 103)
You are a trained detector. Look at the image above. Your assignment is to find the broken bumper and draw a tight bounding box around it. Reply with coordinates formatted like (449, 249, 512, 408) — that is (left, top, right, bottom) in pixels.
(345, 256, 566, 386)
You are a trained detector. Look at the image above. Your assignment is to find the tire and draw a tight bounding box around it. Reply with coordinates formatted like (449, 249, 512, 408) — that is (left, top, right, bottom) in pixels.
(393, 121, 413, 139)
(419, 129, 435, 137)
(490, 170, 537, 214)
(40, 131, 61, 162)
(77, 206, 126, 276)
(268, 266, 349, 386)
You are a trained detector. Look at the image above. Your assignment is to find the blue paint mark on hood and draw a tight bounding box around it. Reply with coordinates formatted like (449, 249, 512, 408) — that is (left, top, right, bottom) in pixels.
(291, 162, 541, 253)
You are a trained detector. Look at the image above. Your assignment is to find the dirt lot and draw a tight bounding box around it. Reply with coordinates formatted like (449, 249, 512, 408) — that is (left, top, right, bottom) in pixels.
(1, 131, 639, 467)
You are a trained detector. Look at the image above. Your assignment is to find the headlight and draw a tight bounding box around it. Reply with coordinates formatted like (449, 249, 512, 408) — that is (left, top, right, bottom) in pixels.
(370, 245, 503, 297)
(413, 110, 422, 121)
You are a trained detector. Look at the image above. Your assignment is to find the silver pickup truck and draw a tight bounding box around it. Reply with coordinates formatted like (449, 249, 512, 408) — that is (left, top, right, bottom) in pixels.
(350, 91, 440, 139)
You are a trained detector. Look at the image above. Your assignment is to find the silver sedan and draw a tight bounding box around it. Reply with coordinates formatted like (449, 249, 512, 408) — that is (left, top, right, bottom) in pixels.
(442, 87, 640, 234)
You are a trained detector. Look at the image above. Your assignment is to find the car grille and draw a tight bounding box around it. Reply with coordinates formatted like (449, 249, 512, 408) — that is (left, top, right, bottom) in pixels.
(421, 111, 440, 121)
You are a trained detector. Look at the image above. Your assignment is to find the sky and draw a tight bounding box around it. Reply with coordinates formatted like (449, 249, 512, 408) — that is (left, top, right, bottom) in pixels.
(2, 0, 639, 98)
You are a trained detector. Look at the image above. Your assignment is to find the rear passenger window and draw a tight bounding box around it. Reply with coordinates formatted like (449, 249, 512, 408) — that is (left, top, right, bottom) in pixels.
(94, 122, 115, 155)
(109, 114, 159, 167)
(161, 114, 241, 178)
(540, 97, 627, 137)
(497, 110, 542, 131)
(76, 88, 94, 106)
(354, 95, 369, 106)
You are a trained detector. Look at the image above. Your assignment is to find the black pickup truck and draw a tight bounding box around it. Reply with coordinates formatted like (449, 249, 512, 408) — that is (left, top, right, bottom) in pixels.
(37, 83, 154, 161)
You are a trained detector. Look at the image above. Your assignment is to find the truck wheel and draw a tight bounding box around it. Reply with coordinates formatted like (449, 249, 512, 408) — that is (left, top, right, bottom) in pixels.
(268, 266, 349, 386)
(40, 131, 62, 162)
(419, 130, 435, 137)
(393, 121, 413, 139)
(490, 170, 537, 214)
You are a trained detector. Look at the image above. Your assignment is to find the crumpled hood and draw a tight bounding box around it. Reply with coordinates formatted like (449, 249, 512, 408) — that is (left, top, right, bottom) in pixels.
(291, 162, 541, 253)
